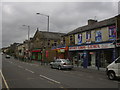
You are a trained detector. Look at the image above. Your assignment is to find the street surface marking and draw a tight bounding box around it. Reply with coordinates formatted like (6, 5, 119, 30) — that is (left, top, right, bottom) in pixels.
(39, 75, 61, 84)
(60, 86, 64, 88)
(0, 70, 9, 90)
(113, 81, 119, 83)
(25, 69, 34, 73)
(47, 81, 54, 84)
(18, 65, 23, 68)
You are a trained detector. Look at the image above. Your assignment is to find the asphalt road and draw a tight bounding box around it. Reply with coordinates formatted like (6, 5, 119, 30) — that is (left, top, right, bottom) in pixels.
(2, 55, 120, 89)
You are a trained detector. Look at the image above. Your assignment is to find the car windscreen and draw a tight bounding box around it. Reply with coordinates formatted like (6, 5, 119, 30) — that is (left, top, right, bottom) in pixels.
(62, 59, 71, 63)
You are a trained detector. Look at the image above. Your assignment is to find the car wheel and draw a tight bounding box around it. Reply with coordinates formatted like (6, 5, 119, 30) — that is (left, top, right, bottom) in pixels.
(58, 66, 61, 70)
(68, 68, 72, 70)
(50, 65, 53, 68)
(108, 71, 116, 80)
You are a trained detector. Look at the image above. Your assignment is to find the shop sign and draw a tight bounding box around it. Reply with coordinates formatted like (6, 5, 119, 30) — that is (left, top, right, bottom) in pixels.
(95, 31, 102, 42)
(60, 49, 65, 52)
(109, 25, 116, 40)
(69, 43, 115, 51)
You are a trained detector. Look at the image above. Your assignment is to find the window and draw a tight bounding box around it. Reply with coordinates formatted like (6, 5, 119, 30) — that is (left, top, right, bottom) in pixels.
(70, 36, 73, 44)
(48, 40, 50, 46)
(95, 30, 102, 42)
(63, 37, 65, 44)
(115, 57, 120, 63)
(78, 34, 82, 44)
(86, 31, 91, 43)
(109, 25, 116, 40)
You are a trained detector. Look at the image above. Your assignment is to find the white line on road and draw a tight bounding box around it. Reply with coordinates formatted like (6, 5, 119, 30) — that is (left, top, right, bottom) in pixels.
(25, 69, 34, 73)
(18, 65, 23, 68)
(0, 70, 9, 90)
(39, 75, 61, 84)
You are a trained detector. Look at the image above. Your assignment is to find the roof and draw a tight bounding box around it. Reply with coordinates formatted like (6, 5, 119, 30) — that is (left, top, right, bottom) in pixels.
(39, 31, 65, 40)
(66, 15, 119, 36)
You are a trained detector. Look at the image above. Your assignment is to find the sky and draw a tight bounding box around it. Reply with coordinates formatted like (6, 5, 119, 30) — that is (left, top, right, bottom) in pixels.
(1, 0, 119, 48)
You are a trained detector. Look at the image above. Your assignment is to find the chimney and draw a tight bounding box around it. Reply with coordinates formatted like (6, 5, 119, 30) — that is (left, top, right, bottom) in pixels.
(88, 19, 97, 25)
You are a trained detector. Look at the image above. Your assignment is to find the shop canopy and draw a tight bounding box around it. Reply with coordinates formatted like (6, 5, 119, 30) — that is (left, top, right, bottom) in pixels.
(32, 49, 41, 52)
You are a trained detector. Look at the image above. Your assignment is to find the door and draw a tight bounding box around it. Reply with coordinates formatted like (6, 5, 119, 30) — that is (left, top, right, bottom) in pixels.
(91, 53, 96, 67)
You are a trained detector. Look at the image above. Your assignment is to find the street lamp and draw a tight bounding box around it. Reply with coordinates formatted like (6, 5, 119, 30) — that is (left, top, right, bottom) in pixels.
(22, 25, 30, 41)
(22, 25, 30, 60)
(36, 13, 49, 32)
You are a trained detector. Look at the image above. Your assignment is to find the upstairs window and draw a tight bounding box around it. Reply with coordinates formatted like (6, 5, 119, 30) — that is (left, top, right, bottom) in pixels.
(86, 31, 91, 43)
(63, 37, 65, 44)
(109, 25, 116, 40)
(78, 34, 82, 44)
(70, 36, 73, 41)
(95, 30, 102, 42)
(54, 40, 57, 46)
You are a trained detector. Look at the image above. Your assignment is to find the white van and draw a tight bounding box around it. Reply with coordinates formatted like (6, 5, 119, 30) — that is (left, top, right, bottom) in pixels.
(106, 56, 120, 80)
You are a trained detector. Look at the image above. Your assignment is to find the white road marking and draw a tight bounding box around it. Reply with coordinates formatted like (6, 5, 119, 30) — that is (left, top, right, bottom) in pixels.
(25, 69, 34, 73)
(18, 65, 23, 68)
(39, 75, 61, 84)
(113, 81, 119, 83)
(0, 70, 9, 90)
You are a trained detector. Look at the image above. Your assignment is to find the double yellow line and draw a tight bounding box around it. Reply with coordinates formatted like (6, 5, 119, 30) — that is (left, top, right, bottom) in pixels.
(0, 70, 9, 90)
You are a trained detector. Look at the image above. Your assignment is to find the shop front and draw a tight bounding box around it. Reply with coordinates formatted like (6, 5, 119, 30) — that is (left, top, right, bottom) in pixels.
(69, 42, 115, 69)
(31, 49, 42, 61)
(52, 46, 69, 59)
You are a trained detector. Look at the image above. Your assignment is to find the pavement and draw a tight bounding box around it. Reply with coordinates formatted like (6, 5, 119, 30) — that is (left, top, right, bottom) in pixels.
(24, 60, 106, 75)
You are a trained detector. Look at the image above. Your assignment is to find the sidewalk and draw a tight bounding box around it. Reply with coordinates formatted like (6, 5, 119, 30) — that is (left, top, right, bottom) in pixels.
(29, 60, 106, 75)
(73, 66, 106, 75)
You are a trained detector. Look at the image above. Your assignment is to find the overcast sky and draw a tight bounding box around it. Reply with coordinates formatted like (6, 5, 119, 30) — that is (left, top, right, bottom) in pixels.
(1, 0, 119, 48)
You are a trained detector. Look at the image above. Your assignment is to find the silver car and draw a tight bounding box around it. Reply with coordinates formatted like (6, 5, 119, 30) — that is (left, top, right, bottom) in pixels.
(50, 59, 73, 70)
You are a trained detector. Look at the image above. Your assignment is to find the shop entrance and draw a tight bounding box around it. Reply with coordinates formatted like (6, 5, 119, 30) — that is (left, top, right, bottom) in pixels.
(95, 50, 113, 68)
(90, 52, 96, 67)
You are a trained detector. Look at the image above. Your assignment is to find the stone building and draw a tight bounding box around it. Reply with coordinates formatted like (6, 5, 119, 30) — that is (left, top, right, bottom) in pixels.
(31, 29, 65, 62)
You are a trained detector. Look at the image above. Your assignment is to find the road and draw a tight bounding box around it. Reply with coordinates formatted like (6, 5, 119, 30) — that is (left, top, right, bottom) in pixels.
(2, 55, 120, 89)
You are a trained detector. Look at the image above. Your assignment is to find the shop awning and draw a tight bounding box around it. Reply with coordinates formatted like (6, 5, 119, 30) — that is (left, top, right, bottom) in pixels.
(32, 50, 41, 52)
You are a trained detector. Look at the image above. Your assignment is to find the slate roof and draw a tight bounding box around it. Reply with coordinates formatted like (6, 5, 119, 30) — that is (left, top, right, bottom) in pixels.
(39, 31, 65, 40)
(66, 15, 119, 36)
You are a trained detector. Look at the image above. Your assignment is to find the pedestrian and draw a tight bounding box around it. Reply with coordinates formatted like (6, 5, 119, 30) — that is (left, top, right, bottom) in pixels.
(96, 56, 100, 70)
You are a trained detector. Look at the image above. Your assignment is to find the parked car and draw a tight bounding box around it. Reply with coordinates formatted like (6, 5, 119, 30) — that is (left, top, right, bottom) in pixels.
(50, 59, 73, 70)
(5, 55, 10, 58)
(106, 56, 120, 80)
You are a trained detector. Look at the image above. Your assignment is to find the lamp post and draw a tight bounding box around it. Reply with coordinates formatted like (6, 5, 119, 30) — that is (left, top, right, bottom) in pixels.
(23, 25, 30, 41)
(36, 13, 49, 64)
(22, 25, 30, 60)
(36, 13, 49, 32)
